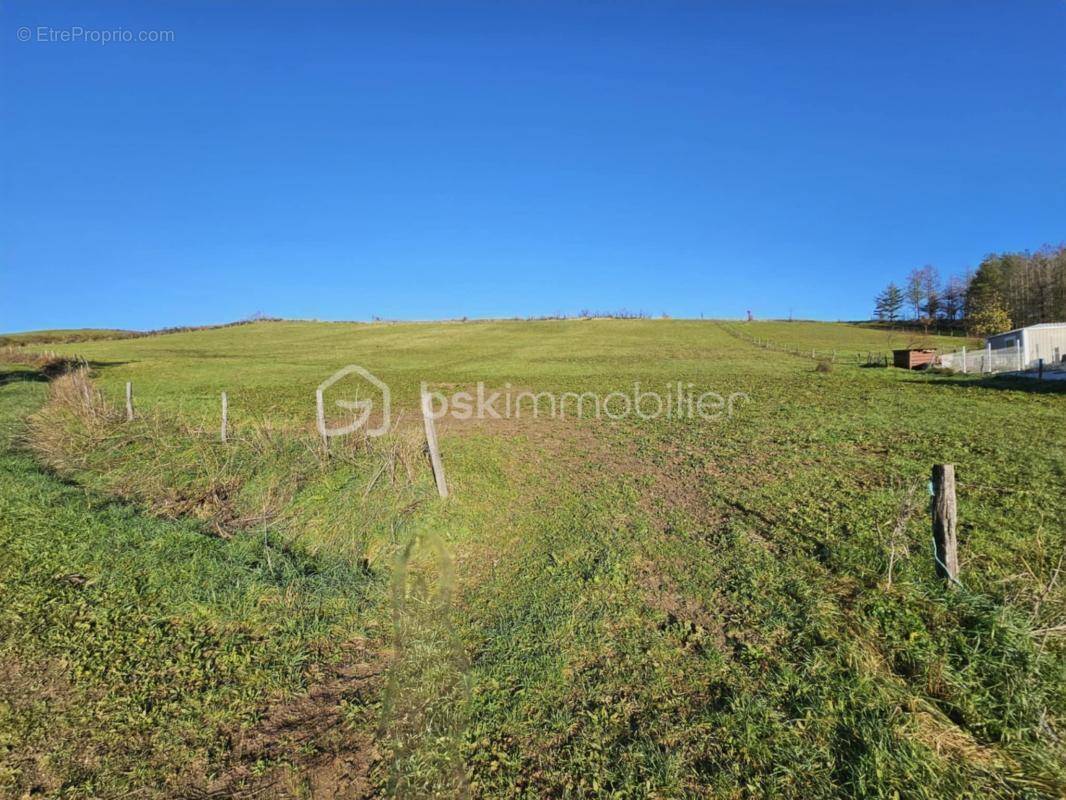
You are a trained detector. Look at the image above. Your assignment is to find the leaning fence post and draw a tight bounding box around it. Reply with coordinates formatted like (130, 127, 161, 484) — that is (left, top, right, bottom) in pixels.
(985, 342, 992, 373)
(961, 346, 967, 374)
(931, 465, 959, 584)
(421, 389, 449, 498)
(220, 392, 228, 443)
(125, 381, 134, 421)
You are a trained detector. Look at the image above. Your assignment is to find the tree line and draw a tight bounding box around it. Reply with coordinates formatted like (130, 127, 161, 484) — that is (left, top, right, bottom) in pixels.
(874, 243, 1066, 336)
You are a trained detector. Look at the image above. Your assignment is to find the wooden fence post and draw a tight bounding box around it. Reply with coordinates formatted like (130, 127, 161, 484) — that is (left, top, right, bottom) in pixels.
(931, 464, 959, 584)
(421, 389, 449, 498)
(125, 382, 134, 421)
(220, 392, 228, 443)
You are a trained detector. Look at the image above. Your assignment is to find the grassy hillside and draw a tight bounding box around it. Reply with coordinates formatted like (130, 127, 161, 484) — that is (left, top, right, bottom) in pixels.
(16, 318, 977, 425)
(1, 319, 1063, 798)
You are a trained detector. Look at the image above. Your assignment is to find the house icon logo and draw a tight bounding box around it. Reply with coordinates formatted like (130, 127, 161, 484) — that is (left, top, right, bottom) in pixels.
(316, 365, 391, 438)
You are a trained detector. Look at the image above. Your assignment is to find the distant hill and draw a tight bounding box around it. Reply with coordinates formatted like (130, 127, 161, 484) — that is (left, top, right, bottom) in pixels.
(0, 328, 142, 346)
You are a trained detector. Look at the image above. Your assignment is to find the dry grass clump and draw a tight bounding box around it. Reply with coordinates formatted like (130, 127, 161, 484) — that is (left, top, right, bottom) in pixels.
(45, 368, 115, 419)
(908, 710, 1005, 769)
(23, 369, 122, 469)
(0, 346, 86, 377)
(0, 345, 50, 366)
(343, 421, 426, 492)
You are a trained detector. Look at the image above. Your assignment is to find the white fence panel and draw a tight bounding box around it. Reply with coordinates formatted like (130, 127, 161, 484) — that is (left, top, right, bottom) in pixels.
(938, 343, 1025, 374)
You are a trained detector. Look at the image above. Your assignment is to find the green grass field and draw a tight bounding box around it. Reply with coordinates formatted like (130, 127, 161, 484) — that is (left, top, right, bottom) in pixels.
(1, 319, 1063, 798)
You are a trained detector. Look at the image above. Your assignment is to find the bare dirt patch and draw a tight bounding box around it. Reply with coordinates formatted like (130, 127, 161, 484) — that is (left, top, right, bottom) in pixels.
(192, 641, 387, 800)
(0, 657, 81, 797)
(633, 556, 731, 654)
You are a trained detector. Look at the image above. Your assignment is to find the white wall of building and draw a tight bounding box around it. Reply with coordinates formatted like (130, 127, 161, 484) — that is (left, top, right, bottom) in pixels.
(1025, 325, 1066, 366)
(986, 323, 1066, 369)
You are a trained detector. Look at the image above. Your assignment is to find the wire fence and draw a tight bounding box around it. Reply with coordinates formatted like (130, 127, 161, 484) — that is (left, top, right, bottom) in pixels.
(721, 324, 891, 365)
(938, 343, 1025, 374)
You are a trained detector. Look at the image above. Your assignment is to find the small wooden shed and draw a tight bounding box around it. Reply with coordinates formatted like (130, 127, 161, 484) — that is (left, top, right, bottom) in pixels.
(893, 349, 937, 370)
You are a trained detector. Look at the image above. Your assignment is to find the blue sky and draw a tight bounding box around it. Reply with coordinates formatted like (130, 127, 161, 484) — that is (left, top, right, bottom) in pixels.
(2, 1, 1064, 331)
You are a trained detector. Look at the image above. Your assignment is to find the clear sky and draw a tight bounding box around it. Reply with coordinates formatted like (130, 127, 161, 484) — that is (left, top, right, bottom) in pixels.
(2, 1, 1064, 331)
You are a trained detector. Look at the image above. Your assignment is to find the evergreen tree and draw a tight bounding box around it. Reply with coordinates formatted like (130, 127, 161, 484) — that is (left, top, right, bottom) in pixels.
(875, 283, 904, 322)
